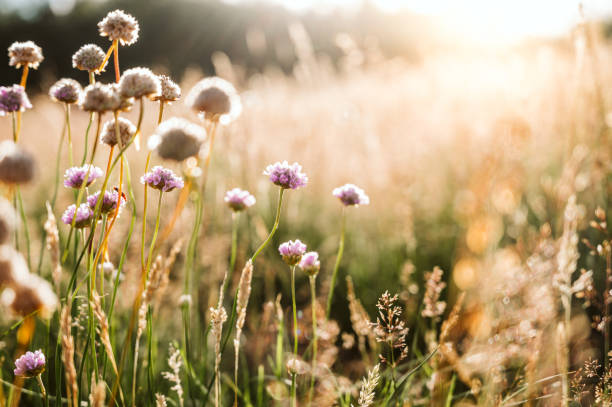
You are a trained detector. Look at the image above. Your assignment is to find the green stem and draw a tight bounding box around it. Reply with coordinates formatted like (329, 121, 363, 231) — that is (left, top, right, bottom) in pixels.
(144, 191, 164, 280)
(65, 103, 73, 166)
(251, 188, 285, 262)
(11, 112, 17, 142)
(16, 188, 31, 269)
(308, 275, 317, 406)
(81, 112, 94, 165)
(35, 374, 47, 407)
(326, 208, 346, 318)
(290, 265, 298, 407)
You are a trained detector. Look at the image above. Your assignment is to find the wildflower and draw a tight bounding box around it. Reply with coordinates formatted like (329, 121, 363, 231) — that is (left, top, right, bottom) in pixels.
(14, 350, 45, 377)
(87, 189, 126, 214)
(61, 204, 94, 228)
(152, 75, 181, 102)
(0, 140, 36, 184)
(0, 85, 32, 115)
(79, 83, 116, 113)
(185, 76, 241, 123)
(119, 67, 161, 99)
(148, 117, 206, 161)
(279, 240, 307, 266)
(98, 9, 139, 46)
(108, 83, 133, 112)
(49, 78, 82, 104)
(141, 166, 184, 192)
(8, 41, 43, 69)
(63, 164, 103, 188)
(264, 161, 308, 190)
(72, 44, 106, 73)
(332, 183, 370, 206)
(286, 357, 309, 375)
(299, 251, 320, 276)
(0, 198, 17, 245)
(178, 294, 192, 307)
(101, 117, 136, 147)
(224, 188, 256, 212)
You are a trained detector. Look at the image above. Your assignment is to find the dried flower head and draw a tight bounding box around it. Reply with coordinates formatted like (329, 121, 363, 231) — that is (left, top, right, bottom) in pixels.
(8, 41, 43, 69)
(224, 188, 256, 212)
(63, 165, 103, 189)
(141, 166, 184, 192)
(185, 76, 241, 123)
(14, 350, 45, 377)
(279, 239, 307, 266)
(2, 272, 58, 318)
(0, 198, 17, 245)
(0, 245, 28, 287)
(0, 85, 32, 115)
(61, 203, 94, 228)
(72, 44, 106, 73)
(87, 189, 126, 215)
(333, 183, 370, 206)
(372, 291, 409, 366)
(0, 140, 36, 184)
(421, 266, 447, 319)
(299, 251, 320, 276)
(264, 161, 308, 190)
(101, 117, 136, 147)
(152, 75, 181, 102)
(98, 9, 139, 46)
(49, 78, 82, 104)
(148, 117, 206, 161)
(79, 83, 117, 113)
(119, 67, 161, 99)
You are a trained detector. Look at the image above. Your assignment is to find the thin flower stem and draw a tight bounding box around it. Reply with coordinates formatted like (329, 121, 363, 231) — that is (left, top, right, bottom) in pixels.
(81, 113, 94, 165)
(158, 101, 165, 124)
(144, 191, 164, 280)
(35, 375, 47, 407)
(11, 112, 17, 142)
(326, 207, 346, 318)
(113, 39, 120, 83)
(251, 188, 285, 262)
(16, 188, 31, 269)
(222, 212, 239, 300)
(99, 41, 115, 73)
(290, 265, 298, 407)
(15, 65, 28, 141)
(65, 103, 74, 166)
(308, 275, 317, 406)
(141, 152, 152, 270)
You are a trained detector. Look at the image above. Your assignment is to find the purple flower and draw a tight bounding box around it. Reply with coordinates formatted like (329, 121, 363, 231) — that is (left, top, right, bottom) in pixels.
(87, 189, 126, 215)
(0, 85, 32, 116)
(14, 350, 45, 377)
(263, 161, 308, 190)
(61, 203, 94, 228)
(299, 251, 320, 276)
(224, 188, 256, 212)
(140, 165, 184, 192)
(332, 184, 370, 206)
(279, 239, 307, 266)
(63, 165, 104, 189)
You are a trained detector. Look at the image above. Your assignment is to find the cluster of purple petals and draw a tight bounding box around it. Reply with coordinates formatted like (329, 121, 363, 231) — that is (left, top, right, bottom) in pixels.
(263, 161, 308, 190)
(63, 165, 104, 189)
(0, 85, 32, 115)
(14, 350, 46, 377)
(61, 203, 94, 228)
(278, 239, 307, 266)
(87, 189, 126, 214)
(299, 251, 320, 275)
(140, 165, 184, 192)
(332, 183, 370, 206)
(224, 188, 256, 212)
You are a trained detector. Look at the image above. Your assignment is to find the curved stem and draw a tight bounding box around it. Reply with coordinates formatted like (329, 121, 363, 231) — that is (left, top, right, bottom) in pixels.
(251, 188, 285, 262)
(326, 208, 346, 318)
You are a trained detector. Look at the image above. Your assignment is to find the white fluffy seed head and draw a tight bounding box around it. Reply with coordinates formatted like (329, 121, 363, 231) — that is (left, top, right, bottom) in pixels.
(185, 77, 241, 123)
(148, 117, 206, 161)
(72, 44, 106, 73)
(79, 83, 115, 113)
(0, 140, 36, 185)
(8, 41, 44, 69)
(98, 9, 139, 46)
(152, 75, 181, 102)
(101, 117, 137, 147)
(119, 67, 161, 99)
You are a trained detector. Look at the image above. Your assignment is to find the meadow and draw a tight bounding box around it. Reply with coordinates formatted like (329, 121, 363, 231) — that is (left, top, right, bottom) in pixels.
(0, 7, 610, 407)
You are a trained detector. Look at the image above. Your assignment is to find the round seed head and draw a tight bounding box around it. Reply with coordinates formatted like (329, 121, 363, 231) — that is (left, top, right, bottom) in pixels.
(79, 83, 116, 113)
(2, 273, 58, 318)
(148, 117, 206, 161)
(0, 141, 36, 185)
(101, 117, 136, 147)
(49, 78, 82, 104)
(72, 44, 106, 73)
(0, 198, 17, 245)
(98, 9, 139, 46)
(152, 75, 181, 102)
(8, 41, 43, 69)
(0, 85, 32, 116)
(185, 77, 241, 123)
(119, 67, 161, 99)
